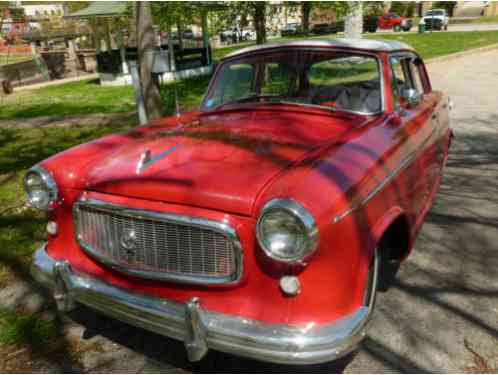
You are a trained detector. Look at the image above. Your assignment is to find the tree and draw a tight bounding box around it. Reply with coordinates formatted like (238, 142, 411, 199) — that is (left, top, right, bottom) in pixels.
(136, 2, 164, 121)
(300, 1, 312, 33)
(433, 1, 457, 17)
(344, 1, 363, 38)
(251, 2, 267, 44)
(389, 2, 417, 17)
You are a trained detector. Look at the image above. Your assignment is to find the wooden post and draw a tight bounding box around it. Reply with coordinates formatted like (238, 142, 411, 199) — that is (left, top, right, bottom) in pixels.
(104, 18, 112, 51)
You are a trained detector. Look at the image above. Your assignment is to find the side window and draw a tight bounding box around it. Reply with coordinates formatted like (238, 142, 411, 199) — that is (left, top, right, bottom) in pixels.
(390, 54, 425, 109)
(408, 59, 425, 94)
(390, 56, 405, 108)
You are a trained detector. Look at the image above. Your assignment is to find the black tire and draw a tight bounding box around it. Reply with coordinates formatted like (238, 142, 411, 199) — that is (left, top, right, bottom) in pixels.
(377, 244, 402, 293)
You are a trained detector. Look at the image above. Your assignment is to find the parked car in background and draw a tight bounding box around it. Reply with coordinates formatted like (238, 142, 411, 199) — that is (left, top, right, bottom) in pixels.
(378, 13, 413, 31)
(30, 39, 451, 366)
(420, 9, 449, 31)
(182, 29, 194, 39)
(311, 23, 332, 35)
(280, 22, 300, 37)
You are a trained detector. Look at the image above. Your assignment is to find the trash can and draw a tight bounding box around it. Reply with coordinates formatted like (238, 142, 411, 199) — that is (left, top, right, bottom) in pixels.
(418, 23, 426, 33)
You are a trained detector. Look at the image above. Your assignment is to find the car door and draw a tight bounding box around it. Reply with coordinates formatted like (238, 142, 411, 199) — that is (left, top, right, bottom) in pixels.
(389, 53, 441, 223)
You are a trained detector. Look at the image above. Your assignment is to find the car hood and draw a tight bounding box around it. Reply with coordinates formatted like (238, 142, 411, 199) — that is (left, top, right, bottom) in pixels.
(83, 109, 360, 215)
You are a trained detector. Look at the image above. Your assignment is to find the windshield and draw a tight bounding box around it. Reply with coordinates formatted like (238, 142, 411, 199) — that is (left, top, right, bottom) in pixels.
(202, 50, 382, 114)
(425, 10, 444, 16)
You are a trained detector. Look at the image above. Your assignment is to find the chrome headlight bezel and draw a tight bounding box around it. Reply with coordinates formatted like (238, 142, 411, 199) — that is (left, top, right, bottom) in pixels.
(24, 166, 58, 211)
(256, 198, 318, 264)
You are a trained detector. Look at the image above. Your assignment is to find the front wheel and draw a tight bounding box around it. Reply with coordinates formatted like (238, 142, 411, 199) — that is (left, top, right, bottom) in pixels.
(393, 24, 402, 32)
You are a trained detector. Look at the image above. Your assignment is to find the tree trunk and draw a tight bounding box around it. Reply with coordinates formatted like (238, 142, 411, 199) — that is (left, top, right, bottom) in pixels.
(301, 2, 312, 33)
(136, 1, 164, 121)
(252, 2, 267, 44)
(177, 22, 183, 50)
(344, 2, 363, 39)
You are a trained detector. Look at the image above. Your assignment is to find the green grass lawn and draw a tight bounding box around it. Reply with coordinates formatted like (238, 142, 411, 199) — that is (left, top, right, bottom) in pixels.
(0, 123, 136, 360)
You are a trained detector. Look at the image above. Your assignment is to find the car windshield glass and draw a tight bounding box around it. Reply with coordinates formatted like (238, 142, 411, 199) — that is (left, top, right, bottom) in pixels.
(202, 50, 382, 114)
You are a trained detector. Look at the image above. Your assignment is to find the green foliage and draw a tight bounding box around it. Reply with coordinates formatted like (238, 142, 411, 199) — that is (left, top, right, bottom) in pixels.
(433, 1, 457, 17)
(363, 1, 385, 16)
(389, 1, 417, 17)
(65, 1, 91, 14)
(0, 308, 57, 346)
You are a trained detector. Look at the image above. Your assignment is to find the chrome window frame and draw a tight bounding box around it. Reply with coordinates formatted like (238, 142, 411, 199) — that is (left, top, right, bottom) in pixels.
(73, 199, 243, 286)
(200, 48, 386, 117)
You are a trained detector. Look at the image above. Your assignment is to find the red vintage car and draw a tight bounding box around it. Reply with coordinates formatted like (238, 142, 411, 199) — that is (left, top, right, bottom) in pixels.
(377, 13, 413, 31)
(28, 39, 451, 365)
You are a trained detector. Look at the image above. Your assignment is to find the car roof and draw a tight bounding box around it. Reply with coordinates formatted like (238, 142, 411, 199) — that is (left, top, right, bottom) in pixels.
(223, 38, 415, 59)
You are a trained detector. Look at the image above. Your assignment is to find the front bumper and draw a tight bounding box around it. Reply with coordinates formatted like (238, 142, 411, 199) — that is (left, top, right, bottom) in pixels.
(31, 244, 373, 365)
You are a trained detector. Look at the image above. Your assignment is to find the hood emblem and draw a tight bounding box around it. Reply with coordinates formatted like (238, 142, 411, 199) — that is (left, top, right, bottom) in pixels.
(136, 144, 182, 174)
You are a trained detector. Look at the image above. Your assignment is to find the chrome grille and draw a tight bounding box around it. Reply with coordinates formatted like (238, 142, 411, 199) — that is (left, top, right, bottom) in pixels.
(74, 200, 241, 284)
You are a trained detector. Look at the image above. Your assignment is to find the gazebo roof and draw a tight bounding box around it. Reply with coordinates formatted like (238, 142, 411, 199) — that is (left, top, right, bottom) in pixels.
(65, 1, 128, 19)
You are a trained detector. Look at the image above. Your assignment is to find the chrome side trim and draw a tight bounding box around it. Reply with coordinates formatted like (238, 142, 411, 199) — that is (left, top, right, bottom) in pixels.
(73, 199, 243, 285)
(333, 129, 436, 224)
(31, 245, 374, 365)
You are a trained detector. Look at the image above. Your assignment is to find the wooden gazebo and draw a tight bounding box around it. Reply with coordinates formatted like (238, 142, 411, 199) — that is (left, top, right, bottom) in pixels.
(66, 2, 213, 85)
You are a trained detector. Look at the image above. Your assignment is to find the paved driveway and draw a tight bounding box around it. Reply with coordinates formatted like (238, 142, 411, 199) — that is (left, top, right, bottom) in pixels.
(345, 49, 498, 373)
(3, 50, 497, 373)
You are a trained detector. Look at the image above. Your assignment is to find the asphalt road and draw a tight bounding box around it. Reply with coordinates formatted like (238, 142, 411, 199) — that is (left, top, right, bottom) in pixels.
(1, 49, 497, 373)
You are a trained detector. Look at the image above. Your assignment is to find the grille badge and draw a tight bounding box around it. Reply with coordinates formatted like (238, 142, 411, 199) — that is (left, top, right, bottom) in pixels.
(120, 228, 137, 260)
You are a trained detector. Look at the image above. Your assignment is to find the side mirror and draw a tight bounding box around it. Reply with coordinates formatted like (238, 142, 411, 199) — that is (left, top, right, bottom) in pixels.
(400, 87, 422, 108)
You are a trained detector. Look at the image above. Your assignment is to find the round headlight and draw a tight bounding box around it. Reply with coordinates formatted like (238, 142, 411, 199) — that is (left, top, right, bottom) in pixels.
(24, 166, 58, 211)
(256, 198, 318, 264)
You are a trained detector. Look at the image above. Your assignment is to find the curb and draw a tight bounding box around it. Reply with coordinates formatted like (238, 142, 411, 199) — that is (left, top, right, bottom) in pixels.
(14, 73, 99, 92)
(425, 43, 498, 64)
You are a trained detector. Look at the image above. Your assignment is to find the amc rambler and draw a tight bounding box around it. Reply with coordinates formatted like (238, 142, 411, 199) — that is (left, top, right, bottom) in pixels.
(27, 39, 451, 365)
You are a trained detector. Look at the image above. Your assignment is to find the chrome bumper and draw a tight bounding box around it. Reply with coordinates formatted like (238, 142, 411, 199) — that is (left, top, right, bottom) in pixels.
(31, 245, 372, 365)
